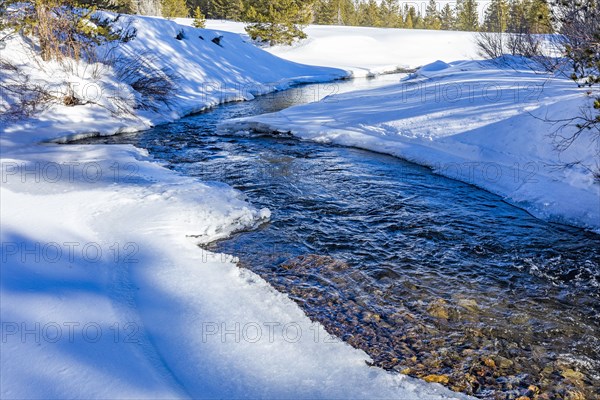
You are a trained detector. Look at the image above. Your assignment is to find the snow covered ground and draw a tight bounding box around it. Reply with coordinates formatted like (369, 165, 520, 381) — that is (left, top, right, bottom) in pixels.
(222, 58, 600, 232)
(1, 16, 346, 141)
(3, 143, 471, 399)
(1, 15, 473, 400)
(202, 20, 480, 77)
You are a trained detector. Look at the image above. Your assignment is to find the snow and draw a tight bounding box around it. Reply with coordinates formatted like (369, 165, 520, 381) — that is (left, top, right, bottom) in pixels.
(221, 58, 600, 232)
(1, 14, 472, 400)
(1, 15, 346, 143)
(200, 20, 480, 77)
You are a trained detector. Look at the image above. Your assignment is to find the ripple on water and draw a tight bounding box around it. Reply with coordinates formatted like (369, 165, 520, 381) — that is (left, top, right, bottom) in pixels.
(69, 78, 600, 399)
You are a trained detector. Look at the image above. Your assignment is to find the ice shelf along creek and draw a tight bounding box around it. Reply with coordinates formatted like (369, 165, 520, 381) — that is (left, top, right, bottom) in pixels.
(69, 76, 600, 400)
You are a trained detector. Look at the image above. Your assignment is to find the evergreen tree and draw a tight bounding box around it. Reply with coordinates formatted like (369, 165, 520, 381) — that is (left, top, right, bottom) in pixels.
(527, 0, 551, 33)
(358, 0, 381, 26)
(380, 0, 401, 28)
(0, 0, 135, 61)
(396, 5, 404, 28)
(413, 12, 424, 29)
(456, 0, 479, 31)
(244, 0, 313, 45)
(161, 0, 188, 17)
(225, 0, 244, 20)
(404, 12, 413, 28)
(403, 5, 417, 28)
(313, 0, 336, 24)
(440, 3, 456, 30)
(192, 5, 205, 27)
(79, 0, 135, 13)
(483, 0, 509, 32)
(507, 0, 529, 32)
(424, 0, 441, 29)
(210, 0, 227, 18)
(209, 0, 243, 19)
(339, 0, 358, 25)
(331, 0, 346, 25)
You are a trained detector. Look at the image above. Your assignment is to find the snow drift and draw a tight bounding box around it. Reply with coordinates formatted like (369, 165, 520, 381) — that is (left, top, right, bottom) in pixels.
(221, 58, 600, 232)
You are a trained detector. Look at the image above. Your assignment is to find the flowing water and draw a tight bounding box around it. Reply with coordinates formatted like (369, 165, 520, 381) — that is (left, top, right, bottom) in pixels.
(70, 76, 600, 399)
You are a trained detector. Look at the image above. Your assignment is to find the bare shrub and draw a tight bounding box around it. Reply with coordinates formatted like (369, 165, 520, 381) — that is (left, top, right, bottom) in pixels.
(476, 31, 549, 59)
(1, 1, 136, 63)
(476, 32, 506, 59)
(112, 51, 177, 111)
(506, 32, 542, 58)
(545, 0, 600, 178)
(1, 4, 176, 119)
(0, 65, 55, 119)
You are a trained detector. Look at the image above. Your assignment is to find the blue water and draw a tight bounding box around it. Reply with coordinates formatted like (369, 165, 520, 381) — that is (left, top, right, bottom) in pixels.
(70, 77, 600, 399)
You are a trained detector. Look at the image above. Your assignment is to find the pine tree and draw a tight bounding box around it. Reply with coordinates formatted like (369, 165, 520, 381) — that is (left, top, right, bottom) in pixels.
(244, 0, 313, 45)
(440, 3, 456, 30)
(413, 12, 424, 29)
(507, 0, 529, 32)
(411, 6, 424, 29)
(358, 0, 381, 27)
(0, 0, 135, 61)
(339, 0, 358, 25)
(192, 6, 206, 27)
(314, 0, 336, 25)
(79, 0, 135, 13)
(210, 0, 243, 19)
(380, 0, 401, 28)
(527, 0, 551, 33)
(403, 5, 417, 28)
(209, 0, 225, 18)
(483, 0, 509, 32)
(456, 0, 479, 31)
(424, 0, 441, 29)
(161, 0, 188, 18)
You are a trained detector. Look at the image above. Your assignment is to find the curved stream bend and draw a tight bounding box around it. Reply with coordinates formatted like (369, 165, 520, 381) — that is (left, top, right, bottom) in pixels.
(70, 77, 600, 399)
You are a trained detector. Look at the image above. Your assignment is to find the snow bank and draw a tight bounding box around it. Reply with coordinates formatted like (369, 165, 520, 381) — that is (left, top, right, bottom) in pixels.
(200, 20, 480, 77)
(1, 15, 470, 400)
(1, 15, 346, 143)
(2, 143, 471, 399)
(221, 58, 600, 232)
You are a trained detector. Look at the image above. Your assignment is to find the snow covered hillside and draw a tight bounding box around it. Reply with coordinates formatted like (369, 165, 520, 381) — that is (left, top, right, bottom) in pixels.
(201, 20, 480, 77)
(1, 14, 471, 400)
(222, 58, 600, 232)
(1, 15, 346, 142)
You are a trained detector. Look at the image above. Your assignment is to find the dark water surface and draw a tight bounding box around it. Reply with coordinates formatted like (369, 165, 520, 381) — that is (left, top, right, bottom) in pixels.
(70, 76, 600, 399)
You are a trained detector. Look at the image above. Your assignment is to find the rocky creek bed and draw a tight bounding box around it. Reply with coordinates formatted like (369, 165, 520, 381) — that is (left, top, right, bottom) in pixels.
(71, 77, 600, 399)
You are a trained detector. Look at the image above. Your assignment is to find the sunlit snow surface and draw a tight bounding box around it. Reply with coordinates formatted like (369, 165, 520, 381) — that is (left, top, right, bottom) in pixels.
(201, 20, 479, 76)
(222, 58, 600, 232)
(1, 15, 477, 400)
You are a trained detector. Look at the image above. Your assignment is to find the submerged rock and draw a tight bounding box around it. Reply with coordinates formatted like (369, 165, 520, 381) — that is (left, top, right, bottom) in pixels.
(427, 298, 450, 319)
(457, 298, 480, 313)
(560, 368, 584, 382)
(280, 254, 349, 271)
(423, 374, 450, 384)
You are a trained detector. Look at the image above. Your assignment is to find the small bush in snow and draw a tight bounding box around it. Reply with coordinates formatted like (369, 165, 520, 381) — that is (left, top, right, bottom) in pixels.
(192, 6, 205, 28)
(0, 1, 136, 62)
(113, 51, 177, 111)
(0, 61, 55, 119)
